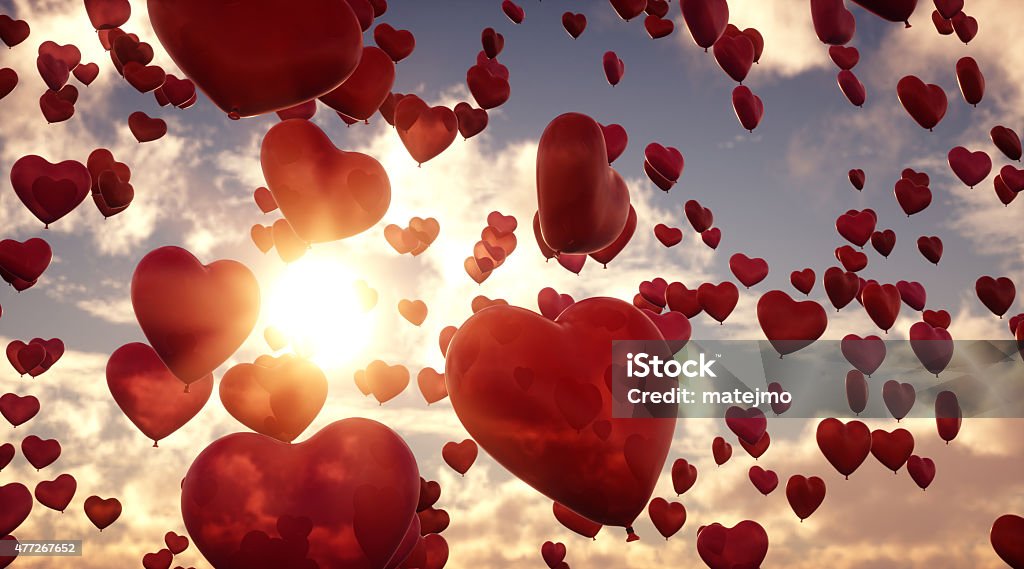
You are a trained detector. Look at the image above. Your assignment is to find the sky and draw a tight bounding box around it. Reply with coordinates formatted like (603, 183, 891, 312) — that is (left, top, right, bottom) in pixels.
(1, 0, 1023, 568)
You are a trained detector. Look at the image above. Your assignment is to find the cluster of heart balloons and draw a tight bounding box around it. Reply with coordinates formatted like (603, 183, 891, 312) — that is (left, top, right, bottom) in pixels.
(3, 0, 1024, 568)
(466, 211, 518, 282)
(1, 389, 124, 563)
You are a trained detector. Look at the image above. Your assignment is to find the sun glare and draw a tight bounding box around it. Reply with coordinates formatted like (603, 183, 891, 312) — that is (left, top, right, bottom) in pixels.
(265, 255, 375, 371)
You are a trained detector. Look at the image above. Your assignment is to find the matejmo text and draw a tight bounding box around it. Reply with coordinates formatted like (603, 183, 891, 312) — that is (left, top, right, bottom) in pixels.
(626, 352, 716, 378)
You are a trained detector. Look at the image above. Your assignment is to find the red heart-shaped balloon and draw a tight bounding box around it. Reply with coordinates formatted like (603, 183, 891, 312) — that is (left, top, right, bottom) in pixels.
(0, 393, 39, 427)
(131, 246, 260, 385)
(748, 466, 778, 495)
(34, 474, 76, 513)
(147, 0, 363, 116)
(446, 298, 675, 528)
(841, 334, 885, 376)
(991, 514, 1024, 568)
(537, 113, 630, 254)
(729, 253, 769, 288)
(0, 238, 51, 283)
(850, 0, 918, 25)
(897, 76, 947, 130)
(712, 33, 754, 83)
(975, 276, 1015, 317)
(696, 520, 768, 568)
(261, 119, 391, 242)
(883, 380, 916, 421)
(909, 321, 953, 376)
(220, 358, 328, 443)
(732, 85, 763, 131)
(10, 155, 91, 227)
(182, 419, 419, 569)
(21, 435, 61, 470)
(648, 498, 686, 539)
(947, 146, 991, 188)
(870, 428, 914, 472)
(0, 483, 32, 536)
(84, 495, 122, 530)
(756, 290, 828, 355)
(319, 46, 395, 120)
(394, 95, 458, 164)
(791, 268, 815, 295)
(374, 23, 414, 62)
(811, 0, 856, 45)
(861, 282, 901, 332)
(816, 418, 871, 478)
(107, 343, 213, 446)
(907, 455, 935, 489)
(681, 0, 729, 49)
(698, 282, 739, 324)
(786, 475, 826, 520)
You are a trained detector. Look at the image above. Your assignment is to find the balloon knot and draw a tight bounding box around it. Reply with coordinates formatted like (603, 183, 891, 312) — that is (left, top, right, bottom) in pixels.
(904, 21, 911, 28)
(153, 441, 158, 448)
(625, 527, 639, 542)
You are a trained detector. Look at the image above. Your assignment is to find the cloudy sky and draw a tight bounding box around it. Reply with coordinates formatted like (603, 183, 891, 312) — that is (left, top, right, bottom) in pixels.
(1, 0, 1023, 567)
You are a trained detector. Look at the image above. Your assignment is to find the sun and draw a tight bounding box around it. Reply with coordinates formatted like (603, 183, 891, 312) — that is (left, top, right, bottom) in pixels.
(264, 254, 375, 371)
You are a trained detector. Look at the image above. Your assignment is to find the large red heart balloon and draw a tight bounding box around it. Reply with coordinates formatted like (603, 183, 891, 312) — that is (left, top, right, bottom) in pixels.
(850, 0, 918, 26)
(21, 435, 61, 470)
(990, 514, 1024, 568)
(131, 246, 260, 386)
(219, 358, 328, 443)
(909, 321, 953, 376)
(34, 473, 76, 513)
(0, 483, 32, 536)
(0, 393, 39, 427)
(756, 290, 828, 356)
(672, 458, 698, 495)
(861, 282, 901, 333)
(816, 418, 871, 479)
(712, 33, 754, 83)
(106, 342, 213, 446)
(681, 0, 729, 49)
(975, 276, 1015, 317)
(947, 146, 991, 188)
(181, 418, 419, 569)
(955, 56, 984, 105)
(811, 0, 856, 45)
(696, 520, 768, 568)
(749, 465, 778, 495)
(445, 298, 675, 530)
(836, 209, 876, 247)
(146, 0, 363, 117)
(729, 253, 769, 288)
(261, 119, 391, 243)
(10, 155, 91, 227)
(732, 86, 763, 131)
(907, 455, 935, 489)
(870, 428, 914, 473)
(319, 46, 395, 121)
(841, 334, 885, 376)
(394, 95, 458, 164)
(536, 113, 630, 254)
(785, 475, 826, 520)
(897, 76, 946, 130)
(698, 282, 739, 324)
(84, 495, 122, 530)
(0, 238, 51, 283)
